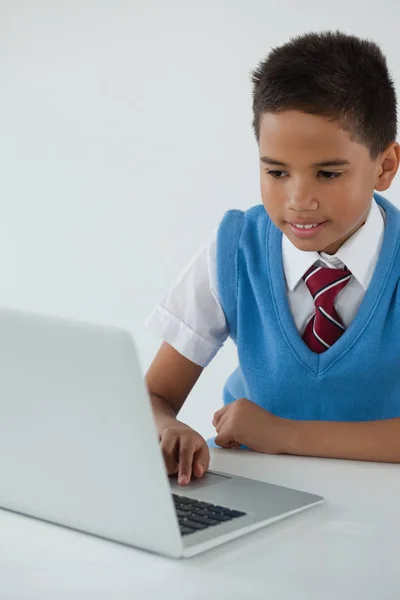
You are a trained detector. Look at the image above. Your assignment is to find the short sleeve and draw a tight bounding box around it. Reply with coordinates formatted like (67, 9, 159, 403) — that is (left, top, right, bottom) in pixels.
(145, 232, 229, 367)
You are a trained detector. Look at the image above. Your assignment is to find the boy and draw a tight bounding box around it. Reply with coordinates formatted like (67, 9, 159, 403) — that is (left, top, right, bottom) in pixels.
(145, 31, 400, 485)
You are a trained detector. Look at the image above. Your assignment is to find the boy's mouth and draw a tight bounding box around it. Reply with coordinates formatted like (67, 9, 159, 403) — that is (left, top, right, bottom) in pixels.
(288, 220, 328, 238)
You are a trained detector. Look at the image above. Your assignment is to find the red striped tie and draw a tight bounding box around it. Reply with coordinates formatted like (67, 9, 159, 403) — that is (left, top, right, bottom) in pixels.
(302, 264, 352, 353)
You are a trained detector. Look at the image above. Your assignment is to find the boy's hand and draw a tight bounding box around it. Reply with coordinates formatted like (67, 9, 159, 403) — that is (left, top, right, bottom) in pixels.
(159, 420, 210, 486)
(213, 398, 288, 454)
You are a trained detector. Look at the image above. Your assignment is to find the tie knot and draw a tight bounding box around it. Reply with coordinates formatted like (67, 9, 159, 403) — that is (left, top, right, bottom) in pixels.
(303, 264, 352, 307)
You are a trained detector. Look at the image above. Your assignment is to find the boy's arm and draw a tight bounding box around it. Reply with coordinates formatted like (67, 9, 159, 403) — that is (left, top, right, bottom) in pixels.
(145, 341, 203, 431)
(146, 342, 209, 484)
(286, 417, 400, 463)
(213, 399, 400, 463)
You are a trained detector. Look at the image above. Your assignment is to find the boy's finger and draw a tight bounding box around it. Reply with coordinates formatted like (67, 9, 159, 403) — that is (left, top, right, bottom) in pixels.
(193, 444, 210, 478)
(228, 441, 241, 449)
(214, 412, 227, 433)
(163, 454, 179, 476)
(193, 461, 204, 478)
(212, 406, 225, 427)
(214, 430, 233, 448)
(160, 435, 179, 475)
(178, 442, 194, 485)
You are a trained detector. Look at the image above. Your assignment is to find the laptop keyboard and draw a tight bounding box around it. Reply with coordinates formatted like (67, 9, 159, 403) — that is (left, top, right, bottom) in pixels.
(173, 494, 246, 536)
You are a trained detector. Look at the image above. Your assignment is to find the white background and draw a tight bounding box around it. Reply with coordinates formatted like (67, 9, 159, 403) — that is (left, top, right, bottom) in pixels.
(1, 0, 400, 440)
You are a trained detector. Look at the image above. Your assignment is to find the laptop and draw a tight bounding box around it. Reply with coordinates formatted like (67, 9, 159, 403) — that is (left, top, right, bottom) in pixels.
(0, 308, 323, 558)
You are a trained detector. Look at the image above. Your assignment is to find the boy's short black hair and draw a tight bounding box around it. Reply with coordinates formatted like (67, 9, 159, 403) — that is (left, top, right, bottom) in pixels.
(251, 31, 398, 159)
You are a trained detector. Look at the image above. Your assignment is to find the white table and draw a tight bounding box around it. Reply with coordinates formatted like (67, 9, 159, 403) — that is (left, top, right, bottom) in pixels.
(1, 450, 399, 600)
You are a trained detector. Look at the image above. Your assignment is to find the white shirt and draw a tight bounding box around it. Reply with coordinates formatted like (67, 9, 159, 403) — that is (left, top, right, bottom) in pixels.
(146, 199, 386, 367)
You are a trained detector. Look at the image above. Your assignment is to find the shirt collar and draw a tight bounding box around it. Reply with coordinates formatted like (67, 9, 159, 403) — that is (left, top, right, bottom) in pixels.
(282, 198, 385, 292)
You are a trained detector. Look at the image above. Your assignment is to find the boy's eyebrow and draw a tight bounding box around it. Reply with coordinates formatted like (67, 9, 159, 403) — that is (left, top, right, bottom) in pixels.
(260, 156, 351, 167)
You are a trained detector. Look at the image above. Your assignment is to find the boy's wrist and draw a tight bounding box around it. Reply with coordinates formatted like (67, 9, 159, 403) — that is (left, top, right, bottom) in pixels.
(281, 419, 328, 457)
(280, 417, 302, 455)
(149, 393, 178, 434)
(256, 411, 300, 455)
(156, 415, 178, 434)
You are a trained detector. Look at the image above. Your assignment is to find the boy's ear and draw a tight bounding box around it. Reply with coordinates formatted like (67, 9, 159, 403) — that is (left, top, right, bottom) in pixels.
(375, 142, 400, 192)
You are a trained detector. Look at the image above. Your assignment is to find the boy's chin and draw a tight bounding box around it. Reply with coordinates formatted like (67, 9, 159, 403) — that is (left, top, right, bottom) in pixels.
(284, 232, 335, 254)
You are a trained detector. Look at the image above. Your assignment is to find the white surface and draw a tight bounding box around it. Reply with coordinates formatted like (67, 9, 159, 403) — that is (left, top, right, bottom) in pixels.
(1, 1, 400, 440)
(146, 198, 384, 366)
(1, 450, 399, 600)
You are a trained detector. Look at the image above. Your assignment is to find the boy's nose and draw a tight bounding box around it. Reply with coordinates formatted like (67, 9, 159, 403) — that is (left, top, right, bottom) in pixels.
(287, 191, 319, 212)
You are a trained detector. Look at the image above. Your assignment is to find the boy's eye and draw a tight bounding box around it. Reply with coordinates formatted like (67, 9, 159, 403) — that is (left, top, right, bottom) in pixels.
(319, 171, 342, 179)
(267, 170, 288, 178)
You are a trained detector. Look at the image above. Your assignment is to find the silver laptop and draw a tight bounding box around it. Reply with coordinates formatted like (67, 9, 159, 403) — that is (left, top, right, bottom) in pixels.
(0, 308, 323, 558)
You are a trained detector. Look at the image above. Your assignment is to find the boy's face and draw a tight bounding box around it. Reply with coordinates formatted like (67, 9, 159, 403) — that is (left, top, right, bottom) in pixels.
(258, 110, 398, 255)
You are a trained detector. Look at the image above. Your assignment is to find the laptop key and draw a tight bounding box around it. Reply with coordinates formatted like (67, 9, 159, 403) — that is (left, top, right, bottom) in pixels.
(208, 513, 232, 522)
(189, 514, 219, 527)
(195, 507, 226, 517)
(224, 510, 246, 518)
(195, 501, 213, 508)
(180, 525, 196, 535)
(209, 505, 231, 513)
(176, 496, 194, 505)
(192, 507, 210, 516)
(175, 504, 190, 511)
(184, 519, 208, 531)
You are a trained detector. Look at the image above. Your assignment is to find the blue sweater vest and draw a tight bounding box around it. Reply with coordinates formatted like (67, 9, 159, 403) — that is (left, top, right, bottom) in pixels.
(215, 193, 400, 424)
